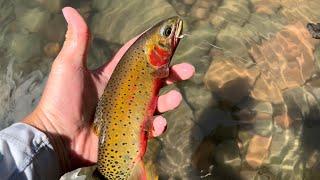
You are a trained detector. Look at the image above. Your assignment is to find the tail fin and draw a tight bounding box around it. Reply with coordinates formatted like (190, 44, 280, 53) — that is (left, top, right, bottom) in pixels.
(129, 161, 158, 180)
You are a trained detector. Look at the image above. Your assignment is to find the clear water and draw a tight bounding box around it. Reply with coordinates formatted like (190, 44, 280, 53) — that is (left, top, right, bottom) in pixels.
(1, 0, 320, 179)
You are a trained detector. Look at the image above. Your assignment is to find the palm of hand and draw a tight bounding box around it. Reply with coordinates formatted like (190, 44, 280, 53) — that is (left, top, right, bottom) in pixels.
(39, 56, 103, 166)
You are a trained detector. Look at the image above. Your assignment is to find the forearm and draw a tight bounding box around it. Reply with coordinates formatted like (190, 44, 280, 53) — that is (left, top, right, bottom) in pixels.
(22, 108, 71, 175)
(0, 123, 61, 179)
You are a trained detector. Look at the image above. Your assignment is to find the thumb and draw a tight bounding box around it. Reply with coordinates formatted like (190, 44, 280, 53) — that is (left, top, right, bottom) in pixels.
(55, 7, 90, 68)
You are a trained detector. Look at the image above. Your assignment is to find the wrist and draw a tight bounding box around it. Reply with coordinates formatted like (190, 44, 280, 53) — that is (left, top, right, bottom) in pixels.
(22, 108, 71, 174)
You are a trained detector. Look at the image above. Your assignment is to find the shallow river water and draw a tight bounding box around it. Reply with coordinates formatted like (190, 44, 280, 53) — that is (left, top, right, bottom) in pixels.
(1, 0, 320, 179)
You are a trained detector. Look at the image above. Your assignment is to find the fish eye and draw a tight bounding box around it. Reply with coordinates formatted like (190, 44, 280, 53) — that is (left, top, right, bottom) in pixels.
(163, 26, 172, 37)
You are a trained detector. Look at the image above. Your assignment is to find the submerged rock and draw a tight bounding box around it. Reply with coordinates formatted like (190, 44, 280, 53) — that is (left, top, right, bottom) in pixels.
(279, 0, 320, 24)
(91, 0, 177, 44)
(42, 14, 66, 42)
(250, 22, 317, 90)
(251, 0, 281, 15)
(37, 0, 65, 13)
(216, 24, 251, 59)
(183, 0, 196, 5)
(0, 63, 45, 128)
(157, 98, 200, 179)
(214, 140, 241, 170)
(245, 135, 272, 169)
(16, 7, 50, 33)
(92, 0, 111, 11)
(191, 6, 209, 20)
(202, 1, 320, 179)
(217, 0, 250, 26)
(173, 22, 218, 64)
(9, 32, 42, 61)
(243, 13, 283, 40)
(204, 58, 259, 104)
(43, 42, 60, 57)
(190, 0, 216, 20)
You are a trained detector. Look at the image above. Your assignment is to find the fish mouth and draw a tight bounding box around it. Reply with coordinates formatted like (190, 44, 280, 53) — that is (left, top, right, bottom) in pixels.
(175, 19, 183, 38)
(173, 18, 183, 46)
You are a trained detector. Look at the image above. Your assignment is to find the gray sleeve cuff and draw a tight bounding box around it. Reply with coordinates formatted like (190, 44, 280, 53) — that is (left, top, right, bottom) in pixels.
(0, 123, 61, 180)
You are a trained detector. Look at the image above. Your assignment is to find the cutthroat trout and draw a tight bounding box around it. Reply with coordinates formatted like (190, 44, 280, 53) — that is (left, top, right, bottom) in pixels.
(93, 17, 183, 179)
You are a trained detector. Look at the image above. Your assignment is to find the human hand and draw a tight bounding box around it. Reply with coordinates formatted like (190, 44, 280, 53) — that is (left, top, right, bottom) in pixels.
(23, 7, 195, 173)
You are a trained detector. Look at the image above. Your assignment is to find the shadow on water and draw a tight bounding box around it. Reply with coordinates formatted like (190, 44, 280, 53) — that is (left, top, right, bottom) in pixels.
(299, 108, 320, 180)
(189, 75, 253, 180)
(284, 84, 320, 180)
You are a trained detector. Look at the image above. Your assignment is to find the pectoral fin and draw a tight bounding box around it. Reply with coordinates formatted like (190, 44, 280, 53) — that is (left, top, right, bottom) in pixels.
(152, 65, 169, 78)
(92, 119, 101, 136)
(92, 123, 100, 136)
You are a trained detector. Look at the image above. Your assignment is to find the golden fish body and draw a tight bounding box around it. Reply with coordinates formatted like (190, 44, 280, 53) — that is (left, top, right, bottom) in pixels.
(93, 17, 183, 179)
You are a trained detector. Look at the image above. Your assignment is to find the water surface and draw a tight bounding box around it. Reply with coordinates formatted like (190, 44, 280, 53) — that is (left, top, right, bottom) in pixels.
(1, 0, 320, 179)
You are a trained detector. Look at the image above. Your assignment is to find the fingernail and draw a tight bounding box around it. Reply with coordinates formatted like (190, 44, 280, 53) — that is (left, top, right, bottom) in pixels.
(62, 7, 72, 24)
(61, 7, 77, 49)
(174, 63, 195, 80)
(152, 116, 167, 137)
(167, 90, 182, 110)
(157, 90, 182, 113)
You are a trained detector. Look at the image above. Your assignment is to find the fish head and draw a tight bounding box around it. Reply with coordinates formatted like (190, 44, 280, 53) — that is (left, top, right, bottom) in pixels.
(143, 16, 183, 69)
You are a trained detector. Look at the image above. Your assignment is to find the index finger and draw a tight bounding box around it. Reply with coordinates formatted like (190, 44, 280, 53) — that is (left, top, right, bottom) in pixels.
(166, 63, 195, 84)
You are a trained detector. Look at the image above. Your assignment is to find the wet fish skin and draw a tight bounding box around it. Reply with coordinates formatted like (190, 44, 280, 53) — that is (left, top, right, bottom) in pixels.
(93, 17, 183, 179)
